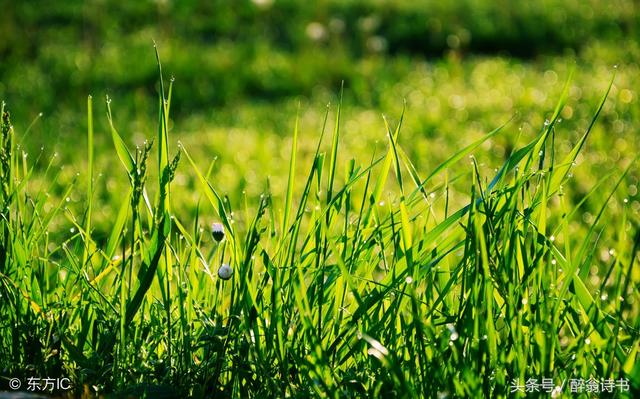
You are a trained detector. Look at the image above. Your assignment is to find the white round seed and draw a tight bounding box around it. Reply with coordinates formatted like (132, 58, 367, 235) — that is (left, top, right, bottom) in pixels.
(218, 264, 233, 280)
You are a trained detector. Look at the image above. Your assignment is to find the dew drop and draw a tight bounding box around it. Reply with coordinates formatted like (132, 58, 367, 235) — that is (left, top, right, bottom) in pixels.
(446, 324, 459, 341)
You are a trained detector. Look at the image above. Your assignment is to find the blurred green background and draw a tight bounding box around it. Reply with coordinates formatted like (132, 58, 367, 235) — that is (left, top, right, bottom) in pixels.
(0, 0, 638, 236)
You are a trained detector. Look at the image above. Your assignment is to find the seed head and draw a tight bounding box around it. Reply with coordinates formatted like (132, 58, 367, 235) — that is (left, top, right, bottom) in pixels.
(211, 222, 225, 242)
(218, 264, 233, 280)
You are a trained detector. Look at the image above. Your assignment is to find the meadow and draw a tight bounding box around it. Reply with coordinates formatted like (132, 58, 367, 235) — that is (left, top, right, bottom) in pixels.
(1, 1, 639, 398)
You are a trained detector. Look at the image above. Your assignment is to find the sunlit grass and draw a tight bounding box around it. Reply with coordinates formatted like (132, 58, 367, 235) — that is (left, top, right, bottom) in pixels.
(0, 52, 639, 398)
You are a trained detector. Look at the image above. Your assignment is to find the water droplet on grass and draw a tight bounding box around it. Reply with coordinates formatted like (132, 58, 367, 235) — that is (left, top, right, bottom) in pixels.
(446, 324, 459, 341)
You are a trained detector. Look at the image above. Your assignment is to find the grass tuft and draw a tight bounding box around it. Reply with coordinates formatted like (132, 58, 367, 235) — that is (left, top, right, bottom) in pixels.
(0, 56, 638, 398)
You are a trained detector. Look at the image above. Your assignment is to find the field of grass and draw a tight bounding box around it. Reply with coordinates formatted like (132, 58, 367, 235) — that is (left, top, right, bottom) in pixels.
(1, 2, 640, 398)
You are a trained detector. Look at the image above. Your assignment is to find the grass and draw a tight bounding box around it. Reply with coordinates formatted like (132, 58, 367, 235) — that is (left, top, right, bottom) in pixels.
(0, 48, 639, 398)
(2, 0, 638, 126)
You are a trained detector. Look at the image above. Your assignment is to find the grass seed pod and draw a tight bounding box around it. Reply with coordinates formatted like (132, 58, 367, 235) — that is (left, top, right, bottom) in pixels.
(218, 263, 233, 280)
(211, 222, 225, 242)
